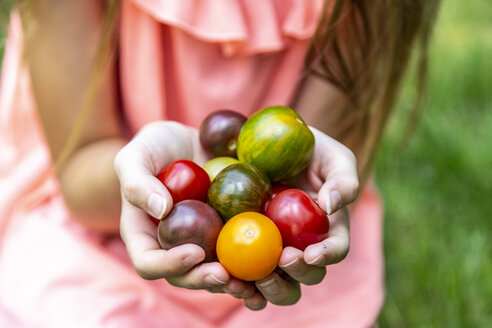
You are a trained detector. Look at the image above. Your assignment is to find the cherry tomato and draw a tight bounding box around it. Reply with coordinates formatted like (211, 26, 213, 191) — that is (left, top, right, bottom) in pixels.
(271, 183, 291, 199)
(158, 200, 223, 262)
(263, 183, 291, 213)
(265, 189, 329, 251)
(156, 159, 211, 203)
(202, 157, 240, 182)
(216, 212, 282, 281)
(199, 110, 247, 157)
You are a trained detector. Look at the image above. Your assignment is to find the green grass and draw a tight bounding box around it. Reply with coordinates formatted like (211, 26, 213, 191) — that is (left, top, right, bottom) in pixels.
(376, 1, 492, 327)
(0, 0, 490, 326)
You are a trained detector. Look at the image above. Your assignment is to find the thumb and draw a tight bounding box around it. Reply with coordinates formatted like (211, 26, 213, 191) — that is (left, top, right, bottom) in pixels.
(317, 167, 359, 215)
(114, 145, 173, 220)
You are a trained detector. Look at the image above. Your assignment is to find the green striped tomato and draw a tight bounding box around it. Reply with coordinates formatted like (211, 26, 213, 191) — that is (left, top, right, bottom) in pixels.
(207, 163, 271, 223)
(237, 106, 315, 182)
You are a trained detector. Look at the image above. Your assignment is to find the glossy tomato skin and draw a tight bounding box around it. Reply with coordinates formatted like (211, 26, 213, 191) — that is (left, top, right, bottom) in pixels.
(266, 189, 329, 251)
(158, 200, 223, 262)
(216, 212, 282, 281)
(237, 106, 314, 182)
(202, 156, 240, 182)
(208, 163, 271, 223)
(199, 110, 247, 157)
(157, 159, 211, 203)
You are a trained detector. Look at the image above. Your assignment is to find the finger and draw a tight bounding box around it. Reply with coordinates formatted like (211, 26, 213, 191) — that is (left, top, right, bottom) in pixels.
(223, 278, 256, 299)
(166, 262, 230, 289)
(206, 278, 256, 299)
(311, 128, 359, 214)
(120, 199, 205, 279)
(206, 286, 225, 294)
(303, 208, 350, 266)
(255, 272, 301, 306)
(114, 121, 194, 220)
(278, 247, 326, 285)
(244, 291, 267, 311)
(114, 144, 173, 220)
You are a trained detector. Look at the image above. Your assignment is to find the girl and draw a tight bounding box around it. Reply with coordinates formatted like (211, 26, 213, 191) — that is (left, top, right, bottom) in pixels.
(0, 0, 439, 327)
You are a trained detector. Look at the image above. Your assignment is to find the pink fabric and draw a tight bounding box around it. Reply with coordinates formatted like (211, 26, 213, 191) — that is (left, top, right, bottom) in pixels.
(0, 1, 384, 327)
(120, 0, 322, 131)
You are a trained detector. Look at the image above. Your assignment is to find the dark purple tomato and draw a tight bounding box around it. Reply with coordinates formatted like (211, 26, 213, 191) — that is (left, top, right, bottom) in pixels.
(199, 110, 247, 157)
(158, 200, 223, 262)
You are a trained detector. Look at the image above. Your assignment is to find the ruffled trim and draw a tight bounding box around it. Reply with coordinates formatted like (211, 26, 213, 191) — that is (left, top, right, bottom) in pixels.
(129, 0, 323, 56)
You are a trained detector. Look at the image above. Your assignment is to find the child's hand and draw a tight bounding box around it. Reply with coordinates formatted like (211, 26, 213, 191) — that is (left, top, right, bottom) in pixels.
(114, 121, 231, 289)
(114, 122, 357, 309)
(114, 121, 258, 305)
(249, 127, 359, 308)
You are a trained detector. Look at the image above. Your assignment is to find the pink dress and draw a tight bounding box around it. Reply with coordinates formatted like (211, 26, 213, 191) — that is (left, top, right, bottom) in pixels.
(0, 1, 384, 327)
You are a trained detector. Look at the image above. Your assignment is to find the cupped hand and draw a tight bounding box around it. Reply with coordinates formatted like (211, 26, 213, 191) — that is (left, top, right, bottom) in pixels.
(114, 122, 357, 310)
(113, 121, 256, 303)
(253, 127, 358, 307)
(114, 121, 229, 288)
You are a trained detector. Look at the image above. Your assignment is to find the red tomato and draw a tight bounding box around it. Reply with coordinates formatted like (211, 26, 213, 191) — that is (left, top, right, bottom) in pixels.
(265, 189, 329, 251)
(156, 159, 211, 203)
(264, 183, 291, 212)
(271, 183, 291, 199)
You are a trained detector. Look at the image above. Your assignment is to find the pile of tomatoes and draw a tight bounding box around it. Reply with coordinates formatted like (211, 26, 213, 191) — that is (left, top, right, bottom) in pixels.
(154, 106, 330, 281)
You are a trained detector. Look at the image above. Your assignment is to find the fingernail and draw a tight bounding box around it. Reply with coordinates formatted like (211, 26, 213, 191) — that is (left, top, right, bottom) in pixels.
(147, 193, 166, 219)
(204, 274, 226, 287)
(258, 278, 279, 295)
(279, 257, 300, 269)
(306, 254, 324, 265)
(328, 190, 341, 214)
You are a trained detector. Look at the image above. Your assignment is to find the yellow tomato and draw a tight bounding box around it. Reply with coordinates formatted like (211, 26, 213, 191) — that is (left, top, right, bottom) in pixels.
(203, 157, 240, 181)
(216, 212, 282, 281)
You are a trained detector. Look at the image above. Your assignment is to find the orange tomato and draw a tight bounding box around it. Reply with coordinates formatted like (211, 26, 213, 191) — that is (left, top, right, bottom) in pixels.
(216, 212, 283, 281)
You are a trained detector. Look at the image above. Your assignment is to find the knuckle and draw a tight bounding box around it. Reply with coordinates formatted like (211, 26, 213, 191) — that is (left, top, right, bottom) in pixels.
(340, 144, 357, 164)
(133, 256, 173, 280)
(349, 178, 360, 200)
(122, 182, 141, 205)
(113, 146, 132, 176)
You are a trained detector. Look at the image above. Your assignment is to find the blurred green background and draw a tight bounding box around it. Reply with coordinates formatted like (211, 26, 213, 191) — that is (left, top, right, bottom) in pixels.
(1, 1, 490, 327)
(376, 1, 492, 327)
